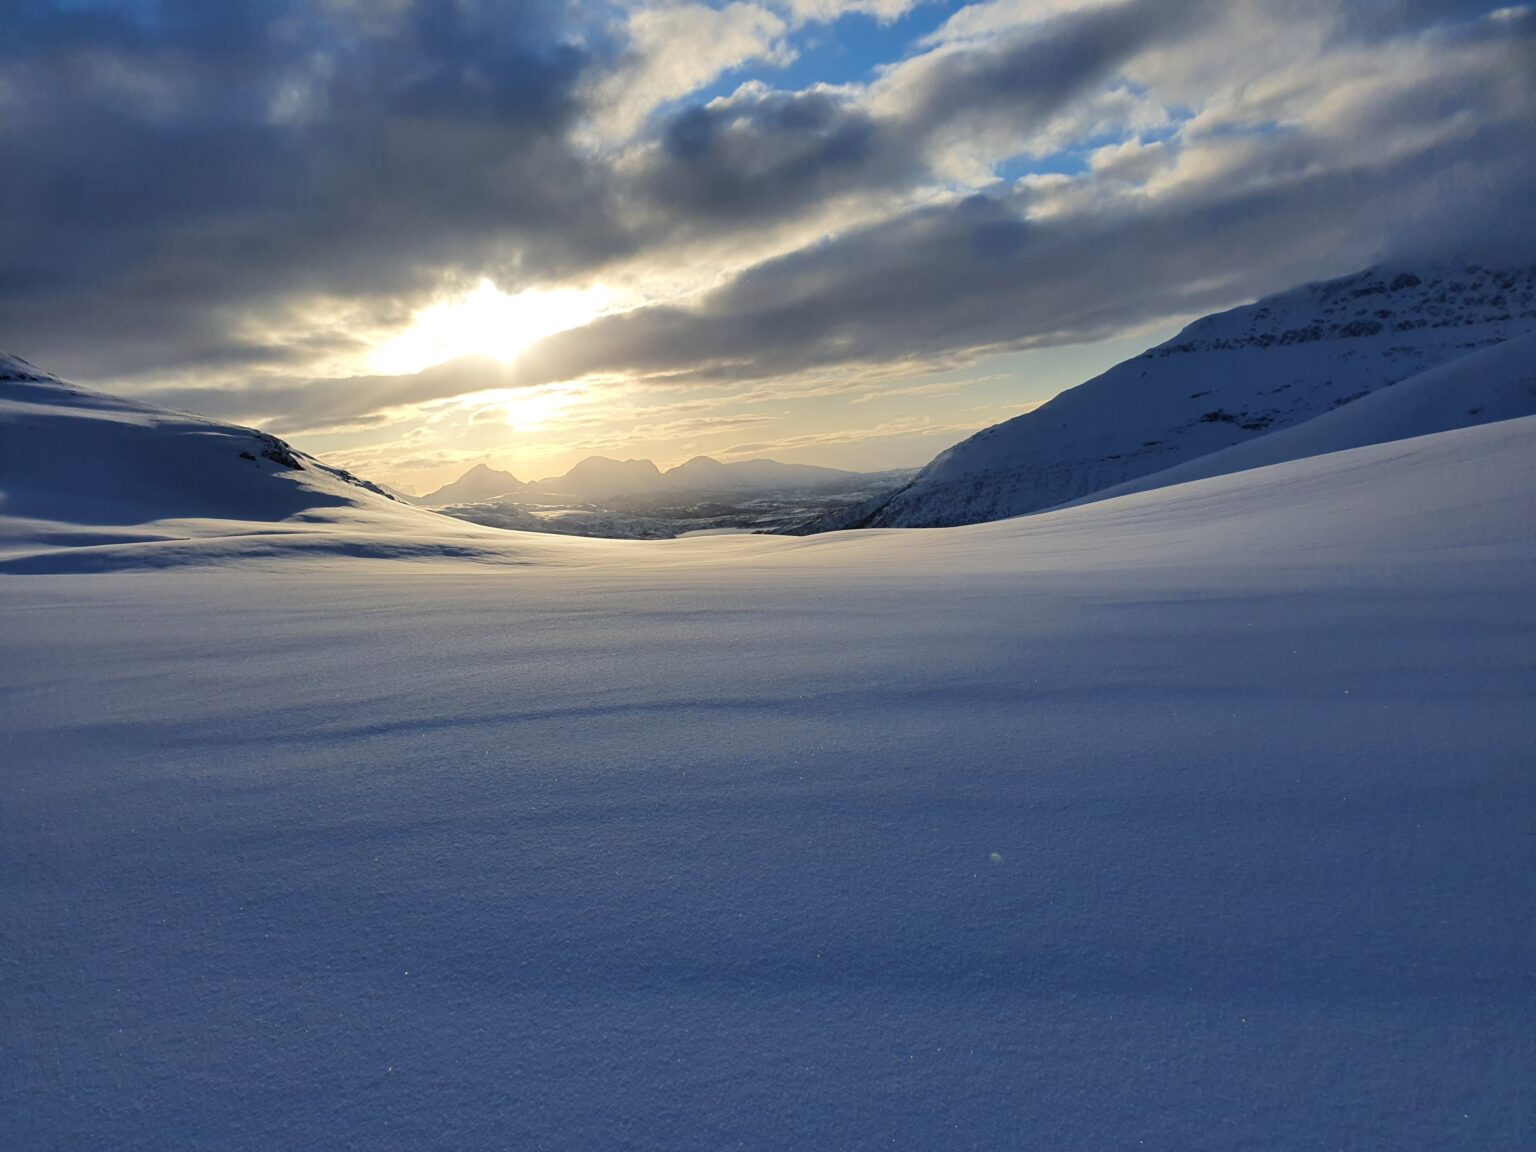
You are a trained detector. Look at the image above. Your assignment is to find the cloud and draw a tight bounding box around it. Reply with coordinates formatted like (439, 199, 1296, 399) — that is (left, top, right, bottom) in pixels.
(587, 2, 793, 142)
(777, 0, 926, 24)
(139, 356, 523, 435)
(0, 0, 620, 379)
(848, 379, 969, 404)
(627, 0, 1194, 227)
(720, 412, 988, 456)
(1, 0, 1531, 461)
(477, 0, 1532, 394)
(509, 32, 1536, 392)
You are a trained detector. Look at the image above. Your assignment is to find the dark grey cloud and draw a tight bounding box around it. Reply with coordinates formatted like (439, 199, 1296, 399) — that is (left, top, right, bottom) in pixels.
(1335, 0, 1526, 38)
(141, 355, 520, 434)
(138, 7, 1536, 442)
(0, 0, 622, 378)
(644, 90, 889, 223)
(513, 87, 1536, 391)
(889, 0, 1200, 138)
(0, 0, 1212, 386)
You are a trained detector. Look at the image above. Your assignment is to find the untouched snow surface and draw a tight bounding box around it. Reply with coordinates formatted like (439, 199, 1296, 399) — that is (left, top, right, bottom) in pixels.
(800, 263, 1536, 530)
(3, 395, 1535, 1148)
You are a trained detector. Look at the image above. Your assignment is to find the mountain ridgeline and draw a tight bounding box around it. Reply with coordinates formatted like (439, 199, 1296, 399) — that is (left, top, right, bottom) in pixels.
(0, 352, 403, 533)
(415, 454, 861, 506)
(788, 263, 1536, 532)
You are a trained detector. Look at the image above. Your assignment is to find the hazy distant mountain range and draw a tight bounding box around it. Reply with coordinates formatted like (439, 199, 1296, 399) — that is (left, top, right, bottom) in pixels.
(412, 454, 863, 506)
(412, 455, 914, 540)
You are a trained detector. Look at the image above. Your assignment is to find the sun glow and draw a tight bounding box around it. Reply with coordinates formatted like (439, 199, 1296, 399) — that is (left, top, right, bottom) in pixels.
(370, 280, 613, 376)
(479, 384, 585, 432)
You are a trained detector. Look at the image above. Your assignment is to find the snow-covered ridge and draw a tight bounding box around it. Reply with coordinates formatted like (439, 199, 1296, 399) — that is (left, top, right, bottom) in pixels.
(1, 358, 396, 487)
(1161, 265, 1536, 353)
(1063, 330, 1536, 509)
(0, 362, 400, 519)
(0, 351, 58, 382)
(792, 263, 1536, 531)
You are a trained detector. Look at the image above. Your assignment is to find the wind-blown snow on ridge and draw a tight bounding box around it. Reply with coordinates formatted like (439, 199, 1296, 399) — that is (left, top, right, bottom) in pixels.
(796, 263, 1536, 530)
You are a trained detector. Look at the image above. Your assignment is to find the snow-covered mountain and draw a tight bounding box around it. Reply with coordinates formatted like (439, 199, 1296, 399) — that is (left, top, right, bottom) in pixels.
(0, 358, 904, 556)
(0, 352, 404, 538)
(794, 263, 1536, 531)
(1063, 329, 1536, 510)
(538, 455, 664, 501)
(416, 462, 525, 506)
(0, 352, 595, 573)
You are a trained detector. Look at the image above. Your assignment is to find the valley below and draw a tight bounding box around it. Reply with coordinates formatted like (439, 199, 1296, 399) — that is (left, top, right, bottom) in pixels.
(433, 469, 918, 539)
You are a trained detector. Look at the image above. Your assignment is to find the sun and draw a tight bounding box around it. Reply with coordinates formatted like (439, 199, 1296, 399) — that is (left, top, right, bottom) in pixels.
(487, 383, 584, 432)
(370, 279, 612, 376)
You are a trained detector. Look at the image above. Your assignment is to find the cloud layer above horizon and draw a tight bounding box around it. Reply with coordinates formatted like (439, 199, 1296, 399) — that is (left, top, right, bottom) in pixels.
(2, 0, 1532, 485)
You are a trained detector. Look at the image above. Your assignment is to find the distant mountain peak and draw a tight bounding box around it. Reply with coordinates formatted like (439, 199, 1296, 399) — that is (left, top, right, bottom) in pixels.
(569, 454, 661, 468)
(418, 462, 524, 506)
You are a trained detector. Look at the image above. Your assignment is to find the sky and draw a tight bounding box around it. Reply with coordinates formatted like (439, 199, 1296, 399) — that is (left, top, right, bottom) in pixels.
(2, 0, 1532, 491)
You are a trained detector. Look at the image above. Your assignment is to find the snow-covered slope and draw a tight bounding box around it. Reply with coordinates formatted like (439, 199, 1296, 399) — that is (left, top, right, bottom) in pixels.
(1062, 329, 1536, 509)
(0, 353, 401, 527)
(799, 263, 1536, 530)
(0, 353, 560, 566)
(4, 414, 1533, 1148)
